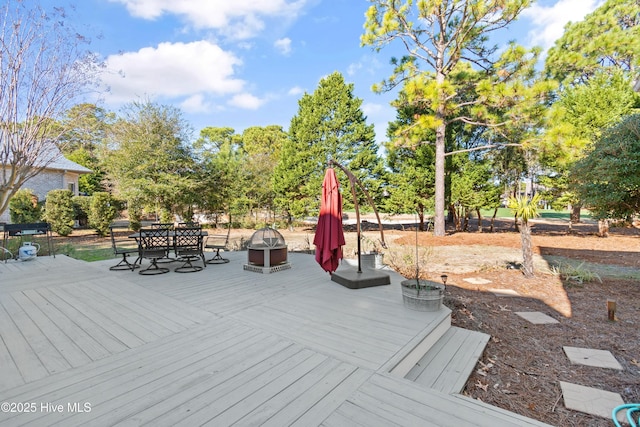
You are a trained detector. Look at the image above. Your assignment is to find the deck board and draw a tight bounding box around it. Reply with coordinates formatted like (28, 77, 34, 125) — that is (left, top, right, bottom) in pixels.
(0, 253, 552, 426)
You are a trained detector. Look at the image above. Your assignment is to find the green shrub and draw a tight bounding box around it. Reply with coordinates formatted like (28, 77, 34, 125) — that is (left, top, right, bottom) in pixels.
(127, 199, 142, 231)
(9, 189, 42, 223)
(43, 190, 75, 236)
(158, 208, 173, 224)
(72, 196, 91, 227)
(88, 192, 118, 237)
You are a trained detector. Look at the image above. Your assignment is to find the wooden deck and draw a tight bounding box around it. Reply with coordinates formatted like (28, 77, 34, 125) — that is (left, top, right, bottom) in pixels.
(0, 252, 551, 426)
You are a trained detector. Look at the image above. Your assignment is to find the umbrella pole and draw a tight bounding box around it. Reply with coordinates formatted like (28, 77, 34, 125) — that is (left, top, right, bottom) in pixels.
(329, 159, 387, 275)
(349, 177, 362, 273)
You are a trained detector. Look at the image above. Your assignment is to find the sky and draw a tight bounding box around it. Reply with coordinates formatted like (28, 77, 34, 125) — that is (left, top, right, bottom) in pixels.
(42, 0, 604, 144)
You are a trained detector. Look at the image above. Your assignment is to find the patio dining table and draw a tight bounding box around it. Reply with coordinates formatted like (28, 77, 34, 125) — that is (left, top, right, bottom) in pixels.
(129, 228, 209, 274)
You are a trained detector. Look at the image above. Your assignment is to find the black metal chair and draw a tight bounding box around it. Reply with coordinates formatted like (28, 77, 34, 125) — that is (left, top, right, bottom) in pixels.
(109, 226, 140, 271)
(150, 223, 175, 263)
(137, 228, 171, 275)
(173, 226, 206, 273)
(205, 223, 231, 264)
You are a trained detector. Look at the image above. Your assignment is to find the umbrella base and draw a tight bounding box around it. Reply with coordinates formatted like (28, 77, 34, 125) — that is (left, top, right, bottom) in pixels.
(331, 267, 391, 289)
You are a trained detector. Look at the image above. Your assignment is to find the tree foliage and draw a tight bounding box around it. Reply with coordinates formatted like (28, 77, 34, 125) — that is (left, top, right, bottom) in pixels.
(546, 0, 640, 87)
(0, 2, 101, 218)
(195, 127, 248, 221)
(102, 100, 196, 221)
(58, 104, 114, 195)
(572, 114, 640, 220)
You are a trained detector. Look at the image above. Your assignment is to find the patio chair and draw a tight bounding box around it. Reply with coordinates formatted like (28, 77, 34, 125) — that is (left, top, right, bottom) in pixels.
(173, 226, 206, 273)
(205, 223, 231, 264)
(109, 226, 139, 271)
(137, 228, 171, 275)
(150, 223, 175, 263)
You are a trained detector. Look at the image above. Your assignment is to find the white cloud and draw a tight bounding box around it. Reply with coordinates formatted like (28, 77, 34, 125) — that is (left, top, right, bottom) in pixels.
(347, 61, 362, 76)
(288, 86, 304, 96)
(362, 102, 383, 116)
(109, 0, 307, 39)
(229, 93, 265, 110)
(522, 0, 604, 51)
(180, 94, 213, 114)
(274, 37, 292, 55)
(101, 40, 244, 105)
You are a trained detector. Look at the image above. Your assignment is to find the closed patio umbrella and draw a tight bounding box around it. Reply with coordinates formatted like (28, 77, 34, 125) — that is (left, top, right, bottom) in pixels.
(314, 167, 345, 273)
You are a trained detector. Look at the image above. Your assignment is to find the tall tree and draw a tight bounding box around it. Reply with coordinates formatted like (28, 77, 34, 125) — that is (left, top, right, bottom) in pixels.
(103, 100, 196, 221)
(362, 0, 544, 236)
(273, 72, 384, 224)
(0, 2, 101, 217)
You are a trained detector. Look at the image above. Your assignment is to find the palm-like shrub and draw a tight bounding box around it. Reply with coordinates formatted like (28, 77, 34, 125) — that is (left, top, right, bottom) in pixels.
(508, 193, 541, 278)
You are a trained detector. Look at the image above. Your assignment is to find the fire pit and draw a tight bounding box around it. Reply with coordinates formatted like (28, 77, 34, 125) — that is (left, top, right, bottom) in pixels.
(243, 227, 291, 273)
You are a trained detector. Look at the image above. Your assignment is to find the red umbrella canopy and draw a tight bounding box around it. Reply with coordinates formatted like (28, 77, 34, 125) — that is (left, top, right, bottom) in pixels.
(314, 168, 346, 273)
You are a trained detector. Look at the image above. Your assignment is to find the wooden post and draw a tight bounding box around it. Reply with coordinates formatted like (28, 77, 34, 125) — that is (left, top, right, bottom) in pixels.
(607, 299, 617, 321)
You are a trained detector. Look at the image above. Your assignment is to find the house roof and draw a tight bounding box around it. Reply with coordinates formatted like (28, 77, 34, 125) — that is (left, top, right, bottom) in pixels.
(36, 145, 92, 174)
(46, 154, 92, 174)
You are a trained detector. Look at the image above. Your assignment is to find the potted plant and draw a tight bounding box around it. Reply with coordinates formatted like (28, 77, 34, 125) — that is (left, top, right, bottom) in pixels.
(400, 277, 445, 312)
(392, 219, 445, 312)
(360, 234, 385, 269)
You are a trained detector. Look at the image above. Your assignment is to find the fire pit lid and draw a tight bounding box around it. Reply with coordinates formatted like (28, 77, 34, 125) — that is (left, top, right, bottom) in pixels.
(248, 227, 286, 248)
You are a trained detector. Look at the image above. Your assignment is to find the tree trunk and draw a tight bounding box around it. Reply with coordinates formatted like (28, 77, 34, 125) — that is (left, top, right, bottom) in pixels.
(490, 207, 497, 232)
(476, 208, 483, 233)
(598, 219, 609, 237)
(462, 209, 469, 232)
(513, 213, 520, 233)
(434, 120, 446, 236)
(570, 204, 581, 224)
(520, 221, 534, 278)
(452, 206, 459, 231)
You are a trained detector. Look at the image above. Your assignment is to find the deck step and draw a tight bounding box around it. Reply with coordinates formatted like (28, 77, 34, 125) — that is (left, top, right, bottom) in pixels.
(404, 326, 490, 394)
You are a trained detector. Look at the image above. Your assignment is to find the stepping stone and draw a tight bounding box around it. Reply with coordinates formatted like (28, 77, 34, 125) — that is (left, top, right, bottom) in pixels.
(560, 381, 625, 422)
(563, 346, 623, 370)
(515, 311, 559, 324)
(463, 277, 492, 285)
(487, 288, 520, 297)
